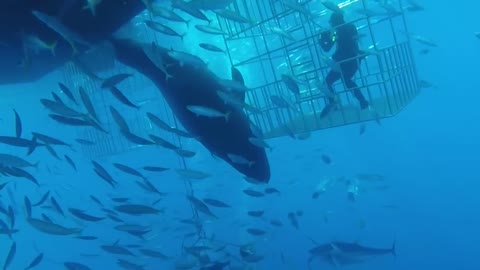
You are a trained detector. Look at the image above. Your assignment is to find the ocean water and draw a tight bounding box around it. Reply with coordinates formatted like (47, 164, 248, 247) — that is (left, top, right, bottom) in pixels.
(1, 0, 479, 269)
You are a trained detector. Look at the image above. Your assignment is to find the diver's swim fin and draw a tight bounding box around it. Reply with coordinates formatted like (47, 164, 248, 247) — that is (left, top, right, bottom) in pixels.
(320, 101, 337, 118)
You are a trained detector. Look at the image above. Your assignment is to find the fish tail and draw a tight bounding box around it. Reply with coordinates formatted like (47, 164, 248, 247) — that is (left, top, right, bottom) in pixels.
(224, 111, 232, 122)
(391, 241, 396, 257)
(109, 181, 116, 189)
(69, 41, 79, 56)
(18, 56, 31, 70)
(185, 19, 191, 28)
(32, 162, 40, 170)
(48, 40, 58, 56)
(27, 140, 38, 156)
(165, 72, 173, 82)
(82, 4, 90, 12)
(143, 0, 153, 12)
(301, 231, 320, 246)
(68, 145, 77, 152)
(25, 207, 31, 220)
(83, 3, 96, 16)
(76, 227, 85, 235)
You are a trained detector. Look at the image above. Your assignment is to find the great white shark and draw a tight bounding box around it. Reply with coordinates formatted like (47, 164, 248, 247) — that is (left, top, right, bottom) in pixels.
(0, 0, 271, 182)
(309, 241, 396, 267)
(111, 38, 270, 182)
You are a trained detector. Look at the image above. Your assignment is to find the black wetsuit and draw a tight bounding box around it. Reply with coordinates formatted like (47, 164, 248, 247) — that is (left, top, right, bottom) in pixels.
(319, 22, 369, 114)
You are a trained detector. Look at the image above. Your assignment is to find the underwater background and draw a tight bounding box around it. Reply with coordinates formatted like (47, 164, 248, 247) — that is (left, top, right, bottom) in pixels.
(1, 0, 479, 269)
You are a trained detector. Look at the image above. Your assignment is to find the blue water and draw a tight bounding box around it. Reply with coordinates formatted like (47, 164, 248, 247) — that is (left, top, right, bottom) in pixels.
(1, 0, 480, 269)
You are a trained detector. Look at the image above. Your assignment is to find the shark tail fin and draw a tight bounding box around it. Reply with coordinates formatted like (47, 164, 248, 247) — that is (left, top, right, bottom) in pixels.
(391, 241, 396, 257)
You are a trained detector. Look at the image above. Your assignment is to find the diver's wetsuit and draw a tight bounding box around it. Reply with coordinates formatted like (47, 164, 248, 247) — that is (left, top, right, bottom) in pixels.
(319, 22, 369, 116)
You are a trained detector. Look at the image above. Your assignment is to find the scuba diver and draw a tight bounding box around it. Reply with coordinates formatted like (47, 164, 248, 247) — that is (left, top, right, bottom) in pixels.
(319, 12, 370, 118)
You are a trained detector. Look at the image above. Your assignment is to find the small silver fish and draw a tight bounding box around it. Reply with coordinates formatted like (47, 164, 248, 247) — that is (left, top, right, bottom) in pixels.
(194, 25, 227, 35)
(3, 242, 16, 270)
(172, 1, 210, 22)
(145, 20, 185, 41)
(101, 73, 133, 89)
(150, 7, 190, 26)
(24, 34, 57, 56)
(215, 9, 252, 24)
(27, 218, 82, 235)
(31, 10, 92, 53)
(83, 0, 103, 16)
(114, 204, 162, 215)
(248, 137, 272, 150)
(321, 0, 343, 13)
(202, 198, 231, 208)
(281, 74, 300, 94)
(25, 252, 43, 270)
(186, 105, 231, 121)
(199, 43, 225, 53)
(269, 27, 295, 41)
(167, 50, 207, 68)
(227, 153, 254, 167)
(412, 35, 438, 47)
(144, 42, 174, 81)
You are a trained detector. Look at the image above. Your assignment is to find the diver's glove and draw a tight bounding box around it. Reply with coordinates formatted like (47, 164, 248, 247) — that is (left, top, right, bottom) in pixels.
(320, 30, 332, 43)
(319, 30, 334, 51)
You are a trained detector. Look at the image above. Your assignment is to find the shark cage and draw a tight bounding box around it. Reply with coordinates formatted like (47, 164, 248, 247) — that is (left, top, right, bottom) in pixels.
(58, 0, 420, 157)
(217, 0, 420, 139)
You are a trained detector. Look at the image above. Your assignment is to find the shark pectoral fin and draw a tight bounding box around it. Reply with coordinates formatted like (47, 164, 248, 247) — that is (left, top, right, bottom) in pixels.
(231, 66, 245, 85)
(240, 91, 246, 103)
(231, 66, 247, 102)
